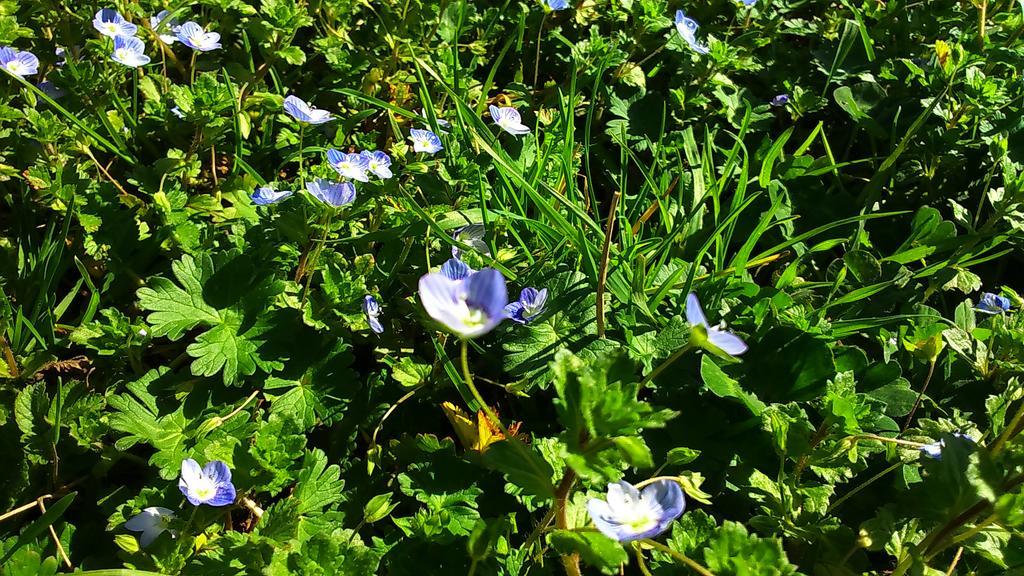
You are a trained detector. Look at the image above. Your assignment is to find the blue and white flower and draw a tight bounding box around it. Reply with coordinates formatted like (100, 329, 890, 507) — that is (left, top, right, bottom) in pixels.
(363, 295, 384, 334)
(674, 10, 710, 55)
(410, 128, 443, 154)
(94, 9, 138, 38)
(251, 185, 292, 205)
(178, 459, 236, 507)
(361, 151, 393, 179)
(587, 479, 685, 543)
(306, 179, 356, 207)
(55, 47, 66, 67)
(151, 10, 180, 44)
(505, 287, 548, 324)
(686, 293, 748, 356)
(419, 267, 508, 338)
(176, 21, 221, 52)
(770, 94, 789, 107)
(111, 35, 150, 68)
(125, 507, 176, 547)
(489, 105, 531, 136)
(170, 106, 185, 119)
(283, 95, 332, 125)
(548, 0, 570, 10)
(976, 292, 1011, 314)
(451, 224, 489, 258)
(0, 47, 38, 77)
(327, 149, 370, 183)
(920, 433, 974, 459)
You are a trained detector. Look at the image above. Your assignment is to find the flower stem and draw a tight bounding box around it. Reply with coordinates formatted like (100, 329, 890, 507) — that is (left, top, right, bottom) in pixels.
(554, 469, 581, 576)
(641, 539, 716, 576)
(297, 125, 306, 187)
(641, 344, 693, 387)
(300, 211, 334, 308)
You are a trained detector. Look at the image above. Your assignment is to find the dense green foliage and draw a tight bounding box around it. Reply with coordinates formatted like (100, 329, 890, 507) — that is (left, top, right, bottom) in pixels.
(2, 0, 1024, 574)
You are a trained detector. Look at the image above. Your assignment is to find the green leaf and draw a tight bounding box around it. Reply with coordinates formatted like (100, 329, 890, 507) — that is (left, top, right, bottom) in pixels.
(548, 530, 628, 574)
(484, 439, 556, 499)
(186, 316, 262, 385)
(702, 521, 799, 576)
(293, 449, 345, 516)
(700, 355, 766, 415)
(136, 253, 220, 340)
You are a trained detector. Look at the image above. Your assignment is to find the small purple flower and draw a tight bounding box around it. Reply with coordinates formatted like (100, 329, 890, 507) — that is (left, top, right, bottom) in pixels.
(548, 0, 570, 10)
(419, 267, 508, 338)
(505, 287, 548, 324)
(410, 128, 443, 154)
(283, 95, 332, 125)
(251, 185, 292, 205)
(327, 149, 370, 182)
(361, 150, 393, 179)
(739, 0, 757, 5)
(451, 224, 488, 258)
(976, 292, 1011, 314)
(674, 10, 709, 55)
(176, 21, 221, 52)
(151, 10, 180, 44)
(489, 105, 531, 136)
(363, 295, 384, 334)
(94, 9, 138, 38)
(587, 480, 685, 542)
(125, 507, 176, 547)
(111, 35, 150, 68)
(0, 47, 39, 77)
(920, 433, 974, 460)
(770, 94, 789, 107)
(306, 179, 356, 207)
(440, 258, 476, 281)
(686, 293, 748, 356)
(178, 459, 236, 507)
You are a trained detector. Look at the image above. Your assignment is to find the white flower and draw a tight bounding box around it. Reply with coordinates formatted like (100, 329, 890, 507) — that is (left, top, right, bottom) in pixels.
(489, 105, 531, 136)
(125, 507, 176, 547)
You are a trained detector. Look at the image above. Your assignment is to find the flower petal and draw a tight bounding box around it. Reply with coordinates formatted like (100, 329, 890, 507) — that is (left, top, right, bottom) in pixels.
(684, 292, 708, 327)
(206, 482, 237, 507)
(179, 458, 202, 487)
(203, 460, 232, 484)
(707, 328, 748, 356)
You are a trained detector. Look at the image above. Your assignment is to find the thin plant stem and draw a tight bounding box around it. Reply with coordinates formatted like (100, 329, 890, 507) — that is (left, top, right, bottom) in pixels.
(902, 357, 937, 432)
(641, 539, 716, 576)
(944, 547, 964, 575)
(596, 190, 621, 338)
(633, 542, 654, 576)
(297, 125, 306, 186)
(300, 211, 334, 307)
(38, 499, 71, 569)
(641, 344, 693, 387)
(827, 460, 903, 514)
(532, 12, 549, 105)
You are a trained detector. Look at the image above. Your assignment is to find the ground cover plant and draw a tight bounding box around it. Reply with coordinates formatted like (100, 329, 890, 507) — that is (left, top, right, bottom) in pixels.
(1, 0, 1024, 574)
